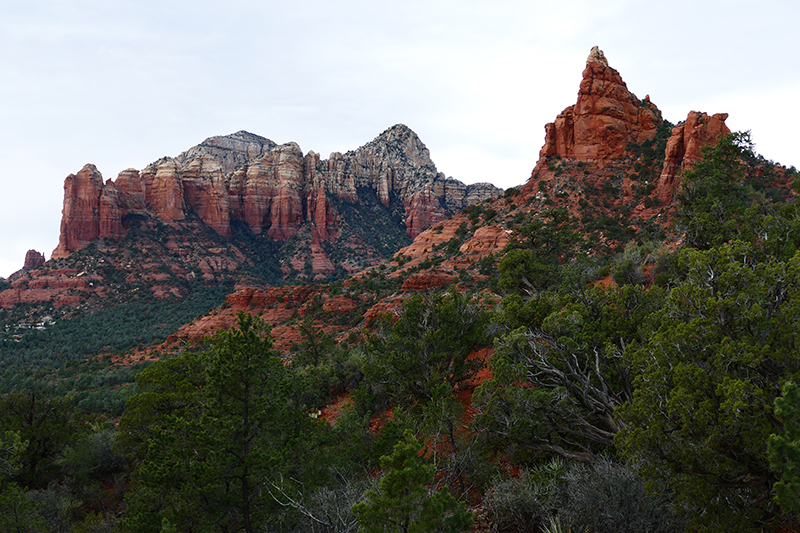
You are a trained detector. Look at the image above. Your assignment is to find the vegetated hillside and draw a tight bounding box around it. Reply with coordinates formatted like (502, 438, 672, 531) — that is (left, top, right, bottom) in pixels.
(0, 125, 500, 408)
(2, 47, 800, 532)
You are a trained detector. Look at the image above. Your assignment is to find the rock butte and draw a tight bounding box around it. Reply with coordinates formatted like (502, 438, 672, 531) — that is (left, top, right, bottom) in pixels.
(23, 250, 45, 270)
(52, 125, 502, 260)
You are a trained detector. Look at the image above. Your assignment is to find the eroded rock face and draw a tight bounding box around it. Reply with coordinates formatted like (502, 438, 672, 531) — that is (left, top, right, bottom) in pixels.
(142, 159, 185, 222)
(180, 155, 231, 236)
(655, 111, 731, 204)
(538, 46, 661, 163)
(240, 142, 306, 239)
(115, 169, 146, 211)
(303, 124, 501, 239)
(52, 127, 502, 263)
(459, 226, 511, 257)
(52, 164, 105, 260)
(531, 46, 732, 219)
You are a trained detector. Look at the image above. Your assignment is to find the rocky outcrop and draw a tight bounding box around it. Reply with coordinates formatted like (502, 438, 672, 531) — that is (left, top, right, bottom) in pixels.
(52, 165, 106, 259)
(23, 250, 45, 270)
(6, 250, 48, 283)
(304, 124, 501, 238)
(538, 46, 661, 164)
(180, 155, 231, 235)
(236, 142, 307, 239)
(655, 111, 731, 204)
(401, 271, 457, 292)
(52, 127, 502, 264)
(175, 131, 277, 174)
(531, 46, 731, 219)
(141, 159, 185, 222)
(0, 268, 103, 308)
(459, 226, 511, 257)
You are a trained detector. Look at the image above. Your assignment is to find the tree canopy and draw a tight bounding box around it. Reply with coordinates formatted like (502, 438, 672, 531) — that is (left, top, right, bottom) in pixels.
(120, 312, 323, 533)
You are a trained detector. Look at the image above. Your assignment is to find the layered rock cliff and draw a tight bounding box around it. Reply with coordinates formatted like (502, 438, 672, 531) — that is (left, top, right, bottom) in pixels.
(52, 125, 501, 268)
(175, 131, 277, 174)
(4, 45, 790, 343)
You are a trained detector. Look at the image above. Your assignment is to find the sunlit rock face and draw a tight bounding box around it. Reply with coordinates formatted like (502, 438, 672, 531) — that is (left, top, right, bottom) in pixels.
(538, 46, 662, 164)
(655, 111, 730, 204)
(531, 46, 731, 213)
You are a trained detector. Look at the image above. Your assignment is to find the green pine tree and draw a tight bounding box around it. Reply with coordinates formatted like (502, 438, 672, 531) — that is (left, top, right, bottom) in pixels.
(352, 430, 472, 533)
(769, 381, 800, 516)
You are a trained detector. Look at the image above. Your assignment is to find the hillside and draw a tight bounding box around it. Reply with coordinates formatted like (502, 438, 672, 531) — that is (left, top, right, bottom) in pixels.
(144, 46, 795, 355)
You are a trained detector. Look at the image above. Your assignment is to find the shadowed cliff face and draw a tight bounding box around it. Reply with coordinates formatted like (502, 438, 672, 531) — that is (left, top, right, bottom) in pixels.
(52, 125, 502, 269)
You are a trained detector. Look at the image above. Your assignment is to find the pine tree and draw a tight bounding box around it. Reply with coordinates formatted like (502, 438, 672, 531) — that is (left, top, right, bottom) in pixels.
(352, 430, 472, 533)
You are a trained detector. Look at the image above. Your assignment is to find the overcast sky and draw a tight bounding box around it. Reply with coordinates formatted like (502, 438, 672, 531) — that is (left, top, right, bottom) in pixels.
(1, 0, 798, 277)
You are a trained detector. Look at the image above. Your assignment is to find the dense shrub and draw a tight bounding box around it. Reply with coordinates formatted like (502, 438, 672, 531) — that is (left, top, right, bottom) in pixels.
(560, 460, 685, 533)
(482, 460, 565, 533)
(483, 459, 683, 533)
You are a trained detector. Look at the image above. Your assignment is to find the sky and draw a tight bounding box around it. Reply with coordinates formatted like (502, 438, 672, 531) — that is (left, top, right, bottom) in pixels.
(1, 0, 798, 278)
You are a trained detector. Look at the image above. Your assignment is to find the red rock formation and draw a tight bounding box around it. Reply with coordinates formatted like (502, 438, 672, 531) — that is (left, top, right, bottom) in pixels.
(52, 164, 105, 259)
(0, 268, 103, 308)
(538, 46, 660, 164)
(322, 295, 358, 314)
(115, 169, 146, 211)
(529, 47, 733, 221)
(396, 221, 461, 261)
(99, 181, 125, 241)
(51, 128, 500, 260)
(158, 285, 316, 348)
(142, 159, 185, 222)
(363, 296, 407, 323)
(181, 155, 231, 236)
(306, 182, 339, 242)
(401, 271, 457, 292)
(404, 192, 448, 238)
(459, 226, 511, 257)
(265, 144, 305, 240)
(23, 250, 45, 270)
(655, 111, 731, 204)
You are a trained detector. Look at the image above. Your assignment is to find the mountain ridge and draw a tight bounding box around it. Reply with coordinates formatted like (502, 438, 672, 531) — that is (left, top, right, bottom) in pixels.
(52, 123, 501, 260)
(125, 46, 758, 355)
(1, 125, 500, 316)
